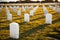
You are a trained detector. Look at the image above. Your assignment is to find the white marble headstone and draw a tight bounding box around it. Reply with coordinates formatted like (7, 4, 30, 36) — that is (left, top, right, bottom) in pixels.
(13, 8, 17, 13)
(16, 6, 19, 9)
(10, 6, 12, 9)
(1, 6, 3, 8)
(22, 6, 26, 12)
(6, 9, 10, 16)
(53, 7, 56, 10)
(45, 14, 52, 24)
(0, 7, 2, 12)
(30, 10, 34, 16)
(6, 11, 10, 16)
(7, 14, 12, 21)
(56, 8, 60, 12)
(44, 10, 48, 16)
(10, 22, 19, 39)
(33, 6, 39, 11)
(24, 14, 30, 22)
(17, 10, 21, 16)
(43, 6, 48, 16)
(11, 6, 17, 13)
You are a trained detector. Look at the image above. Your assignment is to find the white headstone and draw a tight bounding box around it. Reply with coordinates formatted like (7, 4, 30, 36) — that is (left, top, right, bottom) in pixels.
(13, 8, 17, 13)
(10, 6, 12, 8)
(6, 11, 10, 16)
(56, 8, 60, 12)
(53, 7, 56, 10)
(44, 10, 48, 16)
(10, 22, 19, 39)
(17, 10, 21, 16)
(49, 6, 56, 11)
(11, 6, 17, 13)
(30, 10, 34, 16)
(49, 6, 53, 9)
(22, 6, 26, 12)
(43, 6, 48, 16)
(1, 6, 3, 8)
(0, 7, 2, 12)
(24, 14, 30, 22)
(28, 6, 32, 9)
(7, 14, 12, 21)
(6, 9, 9, 13)
(25, 6, 30, 10)
(45, 14, 52, 24)
(16, 6, 19, 9)
(33, 6, 39, 11)
(6, 9, 10, 16)
(0, 8, 1, 12)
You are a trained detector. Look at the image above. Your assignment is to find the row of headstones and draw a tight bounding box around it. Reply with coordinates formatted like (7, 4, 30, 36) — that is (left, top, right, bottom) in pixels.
(5, 6, 12, 21)
(6, 5, 39, 21)
(6, 5, 52, 24)
(0, 5, 57, 13)
(0, 5, 52, 24)
(9, 6, 33, 13)
(7, 12, 52, 23)
(0, 5, 59, 11)
(9, 5, 50, 17)
(0, 5, 43, 15)
(5, 5, 38, 12)
(9, 6, 19, 13)
(5, 6, 22, 21)
(22, 6, 37, 12)
(49, 5, 60, 13)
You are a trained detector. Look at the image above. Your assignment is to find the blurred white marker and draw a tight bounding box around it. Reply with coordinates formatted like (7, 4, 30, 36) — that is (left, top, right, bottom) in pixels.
(10, 22, 19, 39)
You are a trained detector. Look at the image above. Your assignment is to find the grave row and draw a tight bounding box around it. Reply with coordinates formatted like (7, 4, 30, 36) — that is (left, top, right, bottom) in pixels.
(5, 5, 52, 24)
(0, 5, 60, 13)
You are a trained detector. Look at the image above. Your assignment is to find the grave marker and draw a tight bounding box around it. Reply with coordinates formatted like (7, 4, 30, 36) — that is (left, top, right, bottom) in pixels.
(24, 14, 30, 22)
(7, 14, 12, 21)
(30, 10, 34, 16)
(17, 10, 21, 16)
(10, 22, 19, 39)
(45, 14, 52, 24)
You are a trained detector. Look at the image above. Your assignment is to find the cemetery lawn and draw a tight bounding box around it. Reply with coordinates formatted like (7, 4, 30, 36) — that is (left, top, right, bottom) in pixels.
(0, 7, 60, 40)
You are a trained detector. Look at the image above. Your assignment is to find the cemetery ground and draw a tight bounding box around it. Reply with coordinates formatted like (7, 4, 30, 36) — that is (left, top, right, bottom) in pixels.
(0, 6, 60, 40)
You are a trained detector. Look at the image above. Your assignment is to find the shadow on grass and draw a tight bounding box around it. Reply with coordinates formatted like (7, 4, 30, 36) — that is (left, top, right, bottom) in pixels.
(46, 27, 60, 40)
(19, 18, 60, 40)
